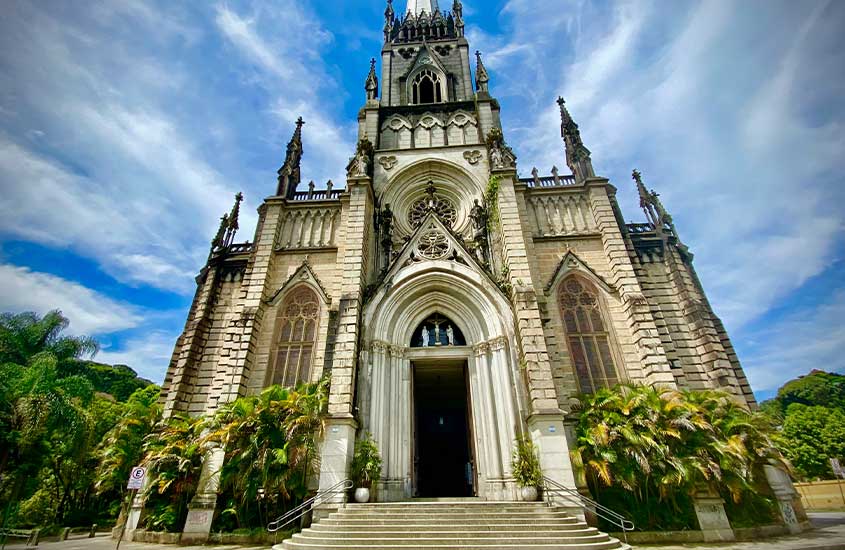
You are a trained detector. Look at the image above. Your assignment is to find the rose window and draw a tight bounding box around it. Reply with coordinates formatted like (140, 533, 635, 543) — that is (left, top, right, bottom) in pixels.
(409, 195, 457, 228)
(416, 229, 450, 260)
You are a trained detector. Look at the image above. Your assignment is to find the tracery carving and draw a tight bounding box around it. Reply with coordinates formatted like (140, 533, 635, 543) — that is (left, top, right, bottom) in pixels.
(408, 189, 456, 228)
(416, 229, 450, 260)
(463, 150, 482, 165)
(378, 155, 398, 170)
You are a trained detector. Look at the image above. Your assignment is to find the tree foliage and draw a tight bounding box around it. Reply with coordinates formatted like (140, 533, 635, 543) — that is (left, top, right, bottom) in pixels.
(0, 310, 158, 529)
(762, 370, 845, 418)
(573, 384, 782, 530)
(778, 404, 845, 480)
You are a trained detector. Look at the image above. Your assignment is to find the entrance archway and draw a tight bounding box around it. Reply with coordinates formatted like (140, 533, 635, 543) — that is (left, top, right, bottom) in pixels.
(360, 260, 526, 501)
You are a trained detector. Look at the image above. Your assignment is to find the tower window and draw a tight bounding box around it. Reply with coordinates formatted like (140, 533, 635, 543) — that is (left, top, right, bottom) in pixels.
(270, 286, 319, 387)
(559, 277, 618, 393)
(411, 69, 443, 104)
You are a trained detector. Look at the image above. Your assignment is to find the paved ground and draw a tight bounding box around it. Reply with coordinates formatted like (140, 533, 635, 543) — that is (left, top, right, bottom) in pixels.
(637, 512, 845, 549)
(6, 512, 845, 550)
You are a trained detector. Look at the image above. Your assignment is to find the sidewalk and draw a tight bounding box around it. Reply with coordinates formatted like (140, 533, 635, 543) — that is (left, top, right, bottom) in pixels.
(638, 512, 845, 549)
(15, 512, 845, 550)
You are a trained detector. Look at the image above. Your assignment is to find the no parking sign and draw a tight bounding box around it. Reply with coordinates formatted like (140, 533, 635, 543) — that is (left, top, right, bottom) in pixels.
(127, 466, 146, 490)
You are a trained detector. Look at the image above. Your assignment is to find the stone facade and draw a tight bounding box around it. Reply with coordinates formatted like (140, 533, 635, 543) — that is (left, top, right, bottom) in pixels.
(155, 0, 757, 539)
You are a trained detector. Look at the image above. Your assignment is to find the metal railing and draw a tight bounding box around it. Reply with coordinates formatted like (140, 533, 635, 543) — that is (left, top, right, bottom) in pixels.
(267, 479, 353, 533)
(541, 476, 634, 543)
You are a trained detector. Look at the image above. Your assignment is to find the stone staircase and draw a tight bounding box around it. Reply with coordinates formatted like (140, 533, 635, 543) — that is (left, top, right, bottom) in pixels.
(275, 500, 631, 549)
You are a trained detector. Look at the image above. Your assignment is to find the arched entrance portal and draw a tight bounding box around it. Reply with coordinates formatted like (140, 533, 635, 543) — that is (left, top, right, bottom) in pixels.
(360, 260, 526, 502)
(410, 314, 472, 497)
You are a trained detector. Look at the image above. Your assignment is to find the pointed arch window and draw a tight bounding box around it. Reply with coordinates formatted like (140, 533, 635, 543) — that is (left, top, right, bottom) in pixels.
(559, 277, 618, 393)
(270, 286, 319, 387)
(411, 69, 443, 104)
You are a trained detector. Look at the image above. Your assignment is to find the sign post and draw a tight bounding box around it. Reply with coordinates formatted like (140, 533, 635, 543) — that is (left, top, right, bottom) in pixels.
(116, 467, 146, 550)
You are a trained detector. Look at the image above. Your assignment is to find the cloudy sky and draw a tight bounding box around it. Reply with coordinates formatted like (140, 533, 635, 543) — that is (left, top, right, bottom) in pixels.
(0, 0, 842, 399)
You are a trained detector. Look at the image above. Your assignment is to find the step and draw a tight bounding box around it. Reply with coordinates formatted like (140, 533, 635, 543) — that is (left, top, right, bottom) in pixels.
(274, 500, 628, 550)
(293, 527, 609, 542)
(280, 541, 625, 550)
(311, 520, 595, 533)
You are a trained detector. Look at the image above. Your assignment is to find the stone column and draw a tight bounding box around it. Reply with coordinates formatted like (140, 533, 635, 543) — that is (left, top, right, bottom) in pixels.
(181, 445, 224, 543)
(315, 174, 374, 512)
(692, 486, 734, 542)
(588, 180, 675, 387)
(764, 464, 810, 534)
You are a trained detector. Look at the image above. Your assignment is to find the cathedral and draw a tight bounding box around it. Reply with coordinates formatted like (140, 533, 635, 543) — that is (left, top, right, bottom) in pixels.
(155, 0, 759, 540)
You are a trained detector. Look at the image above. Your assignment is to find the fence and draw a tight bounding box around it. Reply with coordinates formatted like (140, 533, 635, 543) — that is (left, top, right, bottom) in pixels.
(795, 480, 845, 510)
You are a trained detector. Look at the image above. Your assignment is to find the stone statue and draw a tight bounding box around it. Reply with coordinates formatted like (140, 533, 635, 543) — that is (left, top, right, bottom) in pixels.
(486, 128, 516, 170)
(470, 199, 490, 266)
(346, 137, 374, 178)
(470, 199, 487, 236)
(421, 326, 430, 347)
(489, 146, 504, 169)
(446, 325, 454, 346)
(379, 203, 394, 269)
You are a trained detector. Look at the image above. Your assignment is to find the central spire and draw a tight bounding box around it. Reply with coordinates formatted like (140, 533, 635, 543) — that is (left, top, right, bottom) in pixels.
(407, 0, 439, 15)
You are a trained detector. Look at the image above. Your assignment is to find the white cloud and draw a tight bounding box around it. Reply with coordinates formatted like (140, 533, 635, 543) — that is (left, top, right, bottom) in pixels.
(96, 330, 177, 384)
(488, 0, 845, 332)
(0, 263, 141, 336)
(741, 289, 845, 394)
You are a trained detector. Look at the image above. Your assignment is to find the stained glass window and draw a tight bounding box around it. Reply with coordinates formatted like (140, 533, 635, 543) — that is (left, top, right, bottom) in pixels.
(559, 277, 618, 393)
(270, 286, 319, 387)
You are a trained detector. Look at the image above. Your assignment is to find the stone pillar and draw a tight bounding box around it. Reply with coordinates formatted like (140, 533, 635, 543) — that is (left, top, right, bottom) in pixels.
(313, 416, 358, 518)
(527, 413, 579, 516)
(692, 486, 734, 542)
(494, 172, 579, 499)
(588, 181, 675, 387)
(764, 464, 810, 534)
(181, 445, 224, 543)
(315, 173, 374, 513)
(123, 478, 149, 536)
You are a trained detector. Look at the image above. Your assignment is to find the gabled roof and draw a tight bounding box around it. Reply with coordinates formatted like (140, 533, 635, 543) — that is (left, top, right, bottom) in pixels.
(404, 43, 449, 80)
(544, 250, 616, 296)
(266, 258, 331, 306)
(373, 211, 502, 300)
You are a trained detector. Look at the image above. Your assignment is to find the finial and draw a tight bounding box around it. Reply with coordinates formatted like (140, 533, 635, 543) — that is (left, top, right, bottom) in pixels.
(475, 50, 489, 92)
(277, 118, 305, 197)
(632, 169, 642, 184)
(365, 58, 379, 100)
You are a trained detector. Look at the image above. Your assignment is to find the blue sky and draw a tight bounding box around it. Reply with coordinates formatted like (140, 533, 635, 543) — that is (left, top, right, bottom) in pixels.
(0, 0, 842, 400)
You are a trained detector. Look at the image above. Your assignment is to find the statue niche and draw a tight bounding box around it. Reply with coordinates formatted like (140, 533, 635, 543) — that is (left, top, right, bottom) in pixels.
(410, 313, 467, 347)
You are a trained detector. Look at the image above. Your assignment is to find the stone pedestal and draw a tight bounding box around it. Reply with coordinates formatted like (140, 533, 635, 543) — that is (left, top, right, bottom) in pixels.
(692, 487, 734, 542)
(123, 488, 146, 538)
(764, 464, 809, 534)
(527, 411, 581, 519)
(181, 445, 224, 544)
(313, 415, 358, 519)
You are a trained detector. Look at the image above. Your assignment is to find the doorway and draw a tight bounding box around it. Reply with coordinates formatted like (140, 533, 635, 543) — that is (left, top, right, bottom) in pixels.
(413, 361, 474, 497)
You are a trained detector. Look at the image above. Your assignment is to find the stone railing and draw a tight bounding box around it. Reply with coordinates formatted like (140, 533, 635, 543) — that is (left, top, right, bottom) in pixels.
(290, 184, 344, 201)
(519, 172, 577, 188)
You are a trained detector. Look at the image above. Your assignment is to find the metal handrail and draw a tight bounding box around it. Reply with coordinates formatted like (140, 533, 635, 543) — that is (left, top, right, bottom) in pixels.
(267, 479, 353, 533)
(541, 476, 634, 543)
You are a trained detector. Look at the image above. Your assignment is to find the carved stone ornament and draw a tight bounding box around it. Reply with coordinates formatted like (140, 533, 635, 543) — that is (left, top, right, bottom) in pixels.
(416, 228, 451, 260)
(378, 155, 398, 171)
(463, 150, 482, 165)
(486, 128, 516, 170)
(346, 137, 374, 178)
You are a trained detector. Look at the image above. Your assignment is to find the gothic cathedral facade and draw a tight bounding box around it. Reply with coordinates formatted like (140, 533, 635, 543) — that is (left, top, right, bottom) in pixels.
(159, 0, 755, 535)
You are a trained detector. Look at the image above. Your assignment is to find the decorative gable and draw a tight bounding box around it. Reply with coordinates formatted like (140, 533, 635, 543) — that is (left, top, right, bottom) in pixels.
(544, 250, 615, 296)
(267, 258, 330, 306)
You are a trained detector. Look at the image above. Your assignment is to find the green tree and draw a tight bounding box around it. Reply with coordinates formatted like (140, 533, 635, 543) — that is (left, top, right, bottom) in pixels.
(202, 378, 329, 530)
(761, 370, 845, 418)
(573, 384, 782, 530)
(779, 404, 845, 480)
(141, 414, 204, 532)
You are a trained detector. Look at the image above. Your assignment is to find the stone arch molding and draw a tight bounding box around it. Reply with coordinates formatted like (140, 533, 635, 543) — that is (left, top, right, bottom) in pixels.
(360, 259, 526, 502)
(378, 158, 486, 239)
